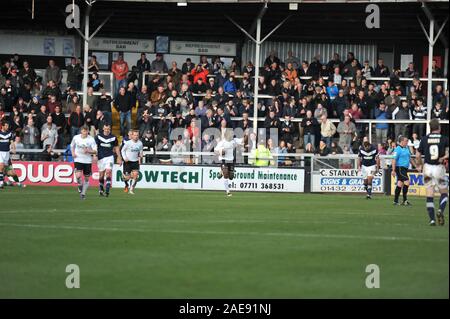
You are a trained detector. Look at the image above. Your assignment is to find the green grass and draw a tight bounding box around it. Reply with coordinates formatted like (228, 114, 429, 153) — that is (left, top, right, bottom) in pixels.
(0, 186, 448, 298)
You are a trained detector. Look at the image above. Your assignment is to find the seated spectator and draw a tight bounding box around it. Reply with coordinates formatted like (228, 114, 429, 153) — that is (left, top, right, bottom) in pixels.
(171, 136, 188, 164)
(156, 136, 172, 163)
(317, 139, 330, 156)
(142, 130, 156, 164)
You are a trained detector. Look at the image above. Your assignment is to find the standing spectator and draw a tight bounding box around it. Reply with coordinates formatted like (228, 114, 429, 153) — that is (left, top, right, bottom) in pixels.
(301, 110, 319, 150)
(337, 115, 356, 149)
(87, 72, 103, 91)
(45, 95, 61, 114)
(19, 61, 37, 85)
(88, 55, 100, 73)
(374, 59, 390, 79)
(168, 61, 182, 87)
(404, 62, 419, 79)
(111, 54, 129, 96)
(327, 53, 344, 73)
(83, 104, 96, 136)
(361, 60, 374, 78)
(51, 105, 66, 149)
(44, 59, 62, 87)
(41, 115, 58, 150)
(320, 114, 336, 147)
(96, 89, 113, 124)
(263, 110, 280, 138)
(66, 57, 82, 90)
(392, 100, 412, 138)
(151, 53, 169, 73)
(22, 117, 40, 160)
(425, 59, 443, 78)
(309, 54, 322, 78)
(94, 110, 109, 133)
(411, 98, 427, 138)
(181, 58, 194, 75)
(264, 51, 281, 68)
(384, 89, 400, 111)
(35, 104, 49, 131)
(114, 87, 133, 136)
(138, 108, 154, 137)
(136, 53, 150, 88)
(280, 114, 294, 145)
(374, 101, 389, 144)
(84, 86, 98, 113)
(330, 67, 342, 85)
(68, 104, 84, 138)
(284, 51, 300, 70)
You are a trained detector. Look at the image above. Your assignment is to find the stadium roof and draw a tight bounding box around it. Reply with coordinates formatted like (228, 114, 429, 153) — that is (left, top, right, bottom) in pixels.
(0, 0, 448, 44)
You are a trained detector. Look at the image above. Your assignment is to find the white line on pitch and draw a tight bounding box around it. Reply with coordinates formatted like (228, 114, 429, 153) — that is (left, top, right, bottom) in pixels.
(0, 222, 446, 242)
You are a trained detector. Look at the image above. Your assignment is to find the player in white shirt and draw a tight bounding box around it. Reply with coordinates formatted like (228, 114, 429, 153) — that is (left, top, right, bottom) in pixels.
(70, 125, 97, 200)
(215, 129, 243, 197)
(121, 130, 143, 195)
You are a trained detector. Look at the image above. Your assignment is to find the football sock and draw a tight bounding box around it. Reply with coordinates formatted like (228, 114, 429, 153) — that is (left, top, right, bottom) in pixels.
(124, 180, 129, 188)
(12, 175, 19, 183)
(402, 185, 409, 202)
(427, 197, 435, 221)
(105, 177, 112, 193)
(394, 186, 401, 203)
(82, 177, 89, 196)
(76, 176, 83, 190)
(439, 193, 448, 213)
(99, 177, 104, 192)
(0, 172, 4, 187)
(132, 179, 137, 188)
(224, 178, 229, 192)
(367, 185, 372, 196)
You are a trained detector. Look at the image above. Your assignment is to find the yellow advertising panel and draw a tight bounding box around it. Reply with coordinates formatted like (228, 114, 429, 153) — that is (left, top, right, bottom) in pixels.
(391, 172, 449, 197)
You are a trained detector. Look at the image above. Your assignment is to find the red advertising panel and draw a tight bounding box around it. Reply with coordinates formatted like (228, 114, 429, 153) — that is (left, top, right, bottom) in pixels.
(12, 161, 99, 186)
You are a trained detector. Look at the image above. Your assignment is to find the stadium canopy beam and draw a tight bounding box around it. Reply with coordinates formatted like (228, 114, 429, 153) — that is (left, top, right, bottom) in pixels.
(80, 0, 112, 102)
(421, 2, 449, 77)
(417, 9, 448, 134)
(226, 5, 290, 135)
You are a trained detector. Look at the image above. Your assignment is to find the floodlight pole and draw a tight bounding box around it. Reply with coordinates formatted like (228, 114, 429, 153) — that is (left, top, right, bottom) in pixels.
(253, 17, 261, 134)
(82, 4, 91, 105)
(226, 5, 290, 135)
(418, 12, 448, 134)
(79, 0, 112, 102)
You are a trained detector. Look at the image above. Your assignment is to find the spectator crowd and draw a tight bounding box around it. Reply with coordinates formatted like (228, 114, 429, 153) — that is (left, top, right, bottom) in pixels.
(0, 50, 448, 165)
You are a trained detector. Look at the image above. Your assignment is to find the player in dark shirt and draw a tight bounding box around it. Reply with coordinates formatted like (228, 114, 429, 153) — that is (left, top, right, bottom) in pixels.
(416, 119, 449, 226)
(95, 124, 121, 197)
(0, 121, 18, 189)
(358, 139, 380, 199)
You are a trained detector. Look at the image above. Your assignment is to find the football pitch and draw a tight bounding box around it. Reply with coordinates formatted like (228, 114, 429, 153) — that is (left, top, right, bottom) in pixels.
(0, 187, 448, 298)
